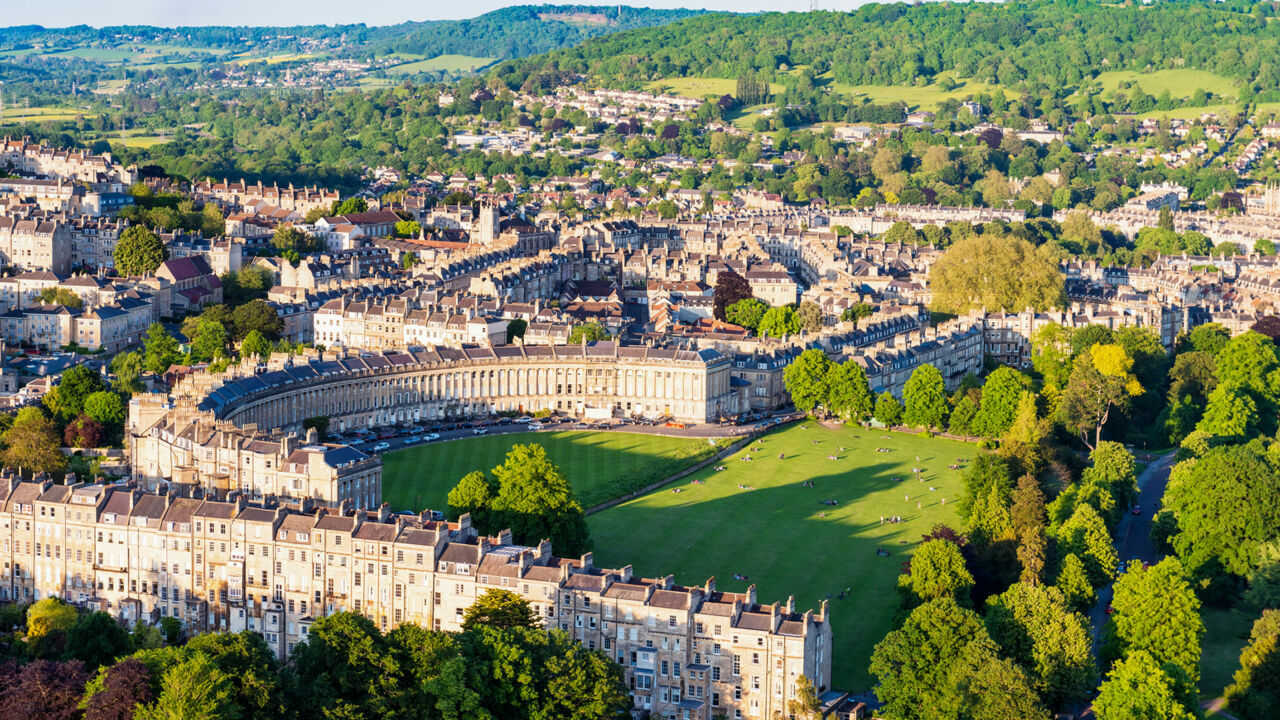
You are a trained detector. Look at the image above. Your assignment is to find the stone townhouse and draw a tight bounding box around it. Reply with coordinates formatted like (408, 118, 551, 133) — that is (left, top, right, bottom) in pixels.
(0, 476, 831, 720)
(0, 218, 72, 274)
(127, 407, 380, 510)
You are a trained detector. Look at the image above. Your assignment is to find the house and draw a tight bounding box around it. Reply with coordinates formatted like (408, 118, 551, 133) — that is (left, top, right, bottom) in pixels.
(156, 256, 223, 314)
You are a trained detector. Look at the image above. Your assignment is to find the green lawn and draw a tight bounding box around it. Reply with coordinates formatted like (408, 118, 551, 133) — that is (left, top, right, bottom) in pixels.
(1092, 68, 1239, 99)
(646, 77, 784, 100)
(380, 430, 726, 512)
(1200, 606, 1255, 700)
(828, 75, 999, 111)
(589, 423, 974, 691)
(387, 54, 498, 75)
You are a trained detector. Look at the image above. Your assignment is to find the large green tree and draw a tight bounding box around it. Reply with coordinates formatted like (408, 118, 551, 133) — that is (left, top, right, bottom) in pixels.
(984, 583, 1095, 708)
(1103, 558, 1203, 685)
(114, 226, 167, 276)
(902, 364, 948, 430)
(1226, 609, 1280, 720)
(143, 323, 181, 374)
(970, 367, 1031, 437)
(489, 443, 592, 556)
(826, 360, 873, 422)
(783, 349, 832, 415)
(1093, 650, 1198, 720)
(928, 232, 1065, 314)
(1162, 441, 1280, 578)
(4, 407, 66, 474)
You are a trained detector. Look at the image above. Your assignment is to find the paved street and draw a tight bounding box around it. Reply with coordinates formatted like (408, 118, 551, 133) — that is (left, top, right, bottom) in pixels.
(344, 412, 801, 455)
(1088, 452, 1178, 653)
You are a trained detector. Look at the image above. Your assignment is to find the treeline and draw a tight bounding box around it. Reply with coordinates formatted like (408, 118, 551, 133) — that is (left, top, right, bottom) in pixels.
(497, 2, 1280, 98)
(0, 590, 629, 720)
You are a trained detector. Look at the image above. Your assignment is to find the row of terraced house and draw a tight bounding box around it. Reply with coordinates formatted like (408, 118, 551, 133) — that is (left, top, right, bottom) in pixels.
(0, 474, 831, 720)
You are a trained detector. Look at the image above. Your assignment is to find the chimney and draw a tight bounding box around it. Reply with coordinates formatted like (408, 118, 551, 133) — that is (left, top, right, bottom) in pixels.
(536, 538, 552, 561)
(498, 528, 512, 546)
(377, 502, 391, 523)
(457, 512, 472, 536)
(704, 577, 716, 595)
(580, 552, 594, 570)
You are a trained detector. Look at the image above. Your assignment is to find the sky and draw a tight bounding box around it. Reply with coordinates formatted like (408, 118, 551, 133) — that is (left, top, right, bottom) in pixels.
(8, 0, 878, 28)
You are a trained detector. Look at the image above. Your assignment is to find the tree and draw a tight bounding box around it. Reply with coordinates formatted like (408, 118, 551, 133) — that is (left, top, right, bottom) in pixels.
(758, 305, 801, 338)
(1162, 441, 1280, 578)
(928, 232, 1066, 314)
(240, 329, 272, 360)
(46, 364, 107, 422)
(462, 589, 540, 632)
(38, 287, 84, 309)
(400, 251, 419, 269)
(713, 270, 752, 321)
(1056, 343, 1143, 449)
(725, 297, 768, 330)
(796, 300, 823, 333)
(190, 320, 228, 362)
(26, 596, 77, 643)
(1094, 650, 1198, 720)
(143, 323, 180, 374)
(1186, 323, 1230, 356)
(67, 611, 132, 671)
(110, 350, 145, 395)
(958, 454, 1012, 523)
(270, 225, 316, 254)
(447, 470, 497, 525)
(332, 197, 368, 215)
(841, 302, 874, 327)
(984, 583, 1095, 708)
(1226, 609, 1280, 720)
(84, 657, 156, 720)
(1212, 331, 1280, 434)
(1054, 553, 1096, 614)
(115, 226, 166, 276)
(1053, 504, 1117, 587)
(4, 407, 66, 473)
(134, 654, 239, 720)
(870, 597, 1045, 720)
(783, 349, 832, 415)
(505, 318, 527, 343)
(489, 444, 591, 556)
(567, 322, 609, 344)
(874, 391, 902, 426)
(84, 391, 127, 427)
(231, 299, 283, 341)
(904, 539, 974, 605)
(65, 415, 106, 448)
(826, 360, 874, 422)
(903, 364, 949, 430)
(971, 367, 1031, 437)
(0, 660, 90, 720)
(1104, 558, 1203, 685)
(184, 631, 282, 717)
(286, 612, 399, 719)
(1010, 474, 1047, 538)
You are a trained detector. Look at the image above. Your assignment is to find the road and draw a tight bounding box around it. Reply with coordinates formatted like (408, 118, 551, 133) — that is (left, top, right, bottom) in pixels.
(1088, 451, 1178, 653)
(343, 412, 801, 455)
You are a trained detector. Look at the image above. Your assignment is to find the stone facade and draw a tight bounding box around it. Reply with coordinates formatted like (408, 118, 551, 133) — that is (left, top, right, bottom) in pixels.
(0, 475, 831, 720)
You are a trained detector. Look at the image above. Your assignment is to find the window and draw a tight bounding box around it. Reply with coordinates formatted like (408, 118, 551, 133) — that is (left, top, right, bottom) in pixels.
(732, 655, 741, 676)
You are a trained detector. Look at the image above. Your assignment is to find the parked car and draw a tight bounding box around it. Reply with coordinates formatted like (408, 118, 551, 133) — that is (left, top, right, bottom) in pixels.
(515, 416, 533, 424)
(373, 442, 391, 452)
(403, 436, 422, 445)
(473, 428, 488, 435)
(528, 422, 543, 431)
(424, 433, 440, 441)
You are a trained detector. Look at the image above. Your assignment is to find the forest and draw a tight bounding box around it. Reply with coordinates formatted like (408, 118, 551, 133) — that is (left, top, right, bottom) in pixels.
(495, 1, 1280, 102)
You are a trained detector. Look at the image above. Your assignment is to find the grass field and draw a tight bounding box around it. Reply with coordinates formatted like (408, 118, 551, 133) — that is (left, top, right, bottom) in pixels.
(646, 77, 785, 100)
(1093, 68, 1239, 99)
(387, 54, 499, 75)
(589, 423, 973, 690)
(1200, 606, 1255, 700)
(0, 107, 84, 124)
(380, 430, 726, 512)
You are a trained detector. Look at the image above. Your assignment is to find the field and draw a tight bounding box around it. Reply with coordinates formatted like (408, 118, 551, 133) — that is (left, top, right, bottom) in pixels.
(0, 107, 84, 124)
(380, 430, 724, 512)
(1199, 606, 1255, 700)
(646, 77, 784, 100)
(589, 423, 973, 690)
(387, 54, 499, 75)
(1092, 68, 1239, 99)
(828, 75, 999, 111)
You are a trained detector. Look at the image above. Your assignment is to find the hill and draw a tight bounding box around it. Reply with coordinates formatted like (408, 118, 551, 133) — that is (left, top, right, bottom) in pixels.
(493, 2, 1280, 99)
(364, 5, 706, 61)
